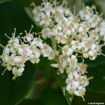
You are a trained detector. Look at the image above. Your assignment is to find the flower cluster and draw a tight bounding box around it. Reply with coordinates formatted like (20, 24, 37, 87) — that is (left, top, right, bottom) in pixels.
(1, 0, 105, 99)
(1, 31, 55, 79)
(32, 0, 105, 98)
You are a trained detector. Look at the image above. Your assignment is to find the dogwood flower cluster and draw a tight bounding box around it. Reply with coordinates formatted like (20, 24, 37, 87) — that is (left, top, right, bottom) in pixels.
(51, 54, 89, 97)
(32, 0, 105, 98)
(1, 0, 105, 99)
(0, 31, 55, 79)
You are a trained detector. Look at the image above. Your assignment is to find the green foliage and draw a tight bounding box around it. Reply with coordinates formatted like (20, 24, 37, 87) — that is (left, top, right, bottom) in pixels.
(24, 7, 35, 24)
(18, 99, 45, 105)
(0, 0, 12, 4)
(87, 63, 105, 94)
(52, 70, 73, 105)
(41, 88, 67, 105)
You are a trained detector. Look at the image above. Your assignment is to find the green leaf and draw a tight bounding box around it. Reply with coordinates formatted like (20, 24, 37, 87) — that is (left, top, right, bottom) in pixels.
(24, 7, 35, 24)
(18, 0, 41, 7)
(24, 7, 42, 30)
(53, 71, 74, 105)
(0, 62, 36, 105)
(18, 99, 45, 105)
(87, 62, 105, 94)
(41, 88, 68, 105)
(0, 0, 12, 4)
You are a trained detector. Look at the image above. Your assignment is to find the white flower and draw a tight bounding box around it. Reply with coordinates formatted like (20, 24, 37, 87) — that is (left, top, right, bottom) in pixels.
(56, 34, 67, 44)
(24, 46, 33, 56)
(30, 55, 40, 64)
(24, 33, 33, 42)
(39, 13, 51, 26)
(72, 81, 80, 88)
(12, 67, 24, 77)
(18, 47, 24, 55)
(51, 64, 58, 68)
(42, 2, 52, 16)
(33, 49, 40, 58)
(78, 27, 84, 32)
(81, 41, 89, 52)
(51, 63, 64, 74)
(48, 51, 55, 60)
(71, 40, 82, 50)
(74, 87, 86, 96)
(88, 50, 97, 60)
(41, 44, 53, 57)
(62, 45, 73, 56)
(79, 6, 93, 20)
(41, 28, 51, 38)
(88, 50, 94, 56)
(1, 54, 9, 62)
(73, 71, 79, 79)
(31, 38, 43, 48)
(56, 6, 64, 15)
(3, 47, 10, 53)
(64, 8, 71, 16)
(91, 44, 97, 50)
(100, 21, 105, 36)
(9, 37, 19, 44)
(14, 56, 22, 63)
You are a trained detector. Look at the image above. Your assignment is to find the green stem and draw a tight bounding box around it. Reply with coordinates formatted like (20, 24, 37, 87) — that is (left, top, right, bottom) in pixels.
(52, 69, 74, 105)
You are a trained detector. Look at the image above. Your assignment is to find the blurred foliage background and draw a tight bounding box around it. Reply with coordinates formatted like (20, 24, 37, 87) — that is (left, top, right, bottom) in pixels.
(0, 0, 105, 105)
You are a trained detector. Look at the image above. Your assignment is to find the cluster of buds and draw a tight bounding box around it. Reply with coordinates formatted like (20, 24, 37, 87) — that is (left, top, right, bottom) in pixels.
(0, 0, 105, 99)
